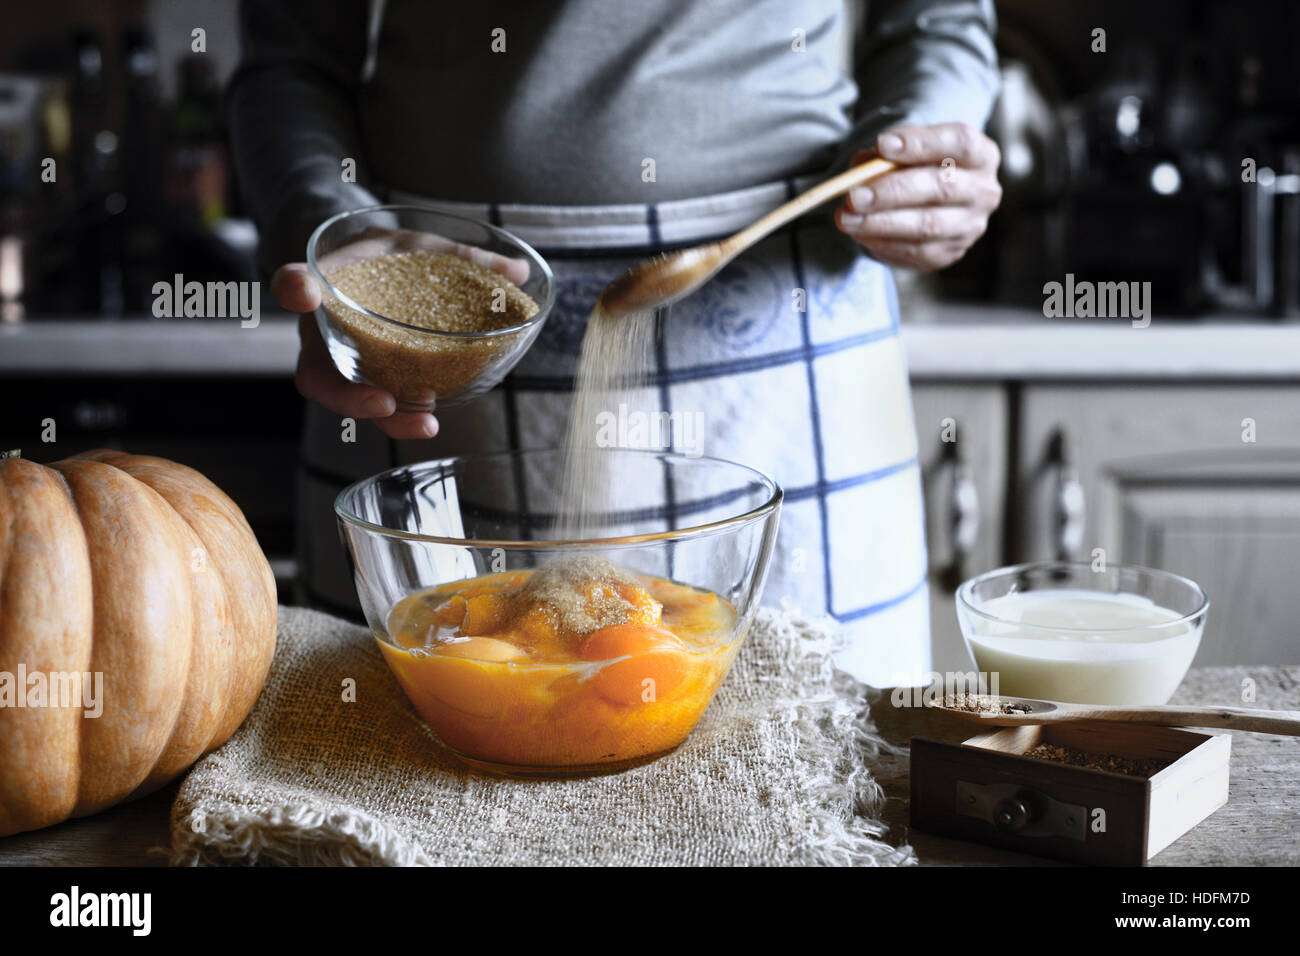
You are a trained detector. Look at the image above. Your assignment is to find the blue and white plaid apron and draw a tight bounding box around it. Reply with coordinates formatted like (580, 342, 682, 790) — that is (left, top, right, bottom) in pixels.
(298, 179, 930, 687)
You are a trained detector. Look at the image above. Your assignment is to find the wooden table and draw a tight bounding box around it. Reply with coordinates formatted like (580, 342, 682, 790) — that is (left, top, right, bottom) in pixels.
(2, 666, 1296, 866)
(0, 783, 178, 866)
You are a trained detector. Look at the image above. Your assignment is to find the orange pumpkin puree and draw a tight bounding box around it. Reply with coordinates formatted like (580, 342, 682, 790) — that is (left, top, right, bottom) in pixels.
(380, 558, 739, 769)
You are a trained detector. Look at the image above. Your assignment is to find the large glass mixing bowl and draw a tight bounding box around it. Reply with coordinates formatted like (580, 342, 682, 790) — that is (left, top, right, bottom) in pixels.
(336, 449, 783, 776)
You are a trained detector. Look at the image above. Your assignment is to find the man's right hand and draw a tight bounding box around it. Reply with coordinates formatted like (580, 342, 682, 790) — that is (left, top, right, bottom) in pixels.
(271, 263, 440, 440)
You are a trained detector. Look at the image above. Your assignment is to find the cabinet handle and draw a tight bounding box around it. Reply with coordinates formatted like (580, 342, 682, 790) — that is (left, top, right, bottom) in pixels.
(1049, 427, 1086, 560)
(941, 438, 980, 590)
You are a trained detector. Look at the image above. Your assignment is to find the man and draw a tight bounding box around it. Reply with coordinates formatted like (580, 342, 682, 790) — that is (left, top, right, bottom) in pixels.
(229, 0, 1003, 686)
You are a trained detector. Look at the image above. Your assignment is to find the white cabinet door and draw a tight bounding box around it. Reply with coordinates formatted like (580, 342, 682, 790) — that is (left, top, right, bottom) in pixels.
(911, 383, 1009, 672)
(1016, 385, 1300, 665)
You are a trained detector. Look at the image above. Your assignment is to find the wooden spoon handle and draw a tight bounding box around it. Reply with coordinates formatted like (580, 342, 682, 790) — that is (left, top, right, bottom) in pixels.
(726, 158, 897, 253)
(1067, 705, 1300, 736)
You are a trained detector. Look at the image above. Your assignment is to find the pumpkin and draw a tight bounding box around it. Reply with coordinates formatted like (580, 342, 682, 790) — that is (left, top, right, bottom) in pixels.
(0, 449, 277, 836)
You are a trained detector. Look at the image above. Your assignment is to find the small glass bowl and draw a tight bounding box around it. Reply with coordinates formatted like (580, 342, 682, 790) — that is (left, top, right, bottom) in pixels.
(307, 204, 555, 411)
(335, 448, 783, 776)
(956, 562, 1209, 705)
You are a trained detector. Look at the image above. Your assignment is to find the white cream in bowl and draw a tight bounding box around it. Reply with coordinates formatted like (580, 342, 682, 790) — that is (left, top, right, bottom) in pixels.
(961, 589, 1203, 705)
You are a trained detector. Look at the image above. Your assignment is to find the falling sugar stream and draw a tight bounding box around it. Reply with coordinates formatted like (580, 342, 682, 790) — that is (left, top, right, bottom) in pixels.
(554, 304, 662, 539)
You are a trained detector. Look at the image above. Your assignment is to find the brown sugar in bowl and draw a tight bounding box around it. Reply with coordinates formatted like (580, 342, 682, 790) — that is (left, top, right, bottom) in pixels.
(308, 206, 555, 410)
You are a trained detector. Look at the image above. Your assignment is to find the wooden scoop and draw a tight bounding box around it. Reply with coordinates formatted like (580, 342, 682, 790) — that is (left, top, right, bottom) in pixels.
(597, 158, 897, 318)
(927, 693, 1300, 736)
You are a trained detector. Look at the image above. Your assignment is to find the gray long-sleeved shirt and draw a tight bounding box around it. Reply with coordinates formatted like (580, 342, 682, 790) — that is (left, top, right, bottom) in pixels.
(228, 0, 999, 271)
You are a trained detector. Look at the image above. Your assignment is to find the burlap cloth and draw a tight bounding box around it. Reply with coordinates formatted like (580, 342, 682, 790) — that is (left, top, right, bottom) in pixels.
(170, 604, 914, 866)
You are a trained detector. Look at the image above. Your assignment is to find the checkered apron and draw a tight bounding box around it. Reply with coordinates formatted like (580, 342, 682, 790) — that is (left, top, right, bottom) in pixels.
(298, 179, 930, 686)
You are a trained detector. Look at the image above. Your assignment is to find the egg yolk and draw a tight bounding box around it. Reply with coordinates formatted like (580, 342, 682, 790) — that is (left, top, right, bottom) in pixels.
(578, 624, 689, 705)
(381, 566, 739, 769)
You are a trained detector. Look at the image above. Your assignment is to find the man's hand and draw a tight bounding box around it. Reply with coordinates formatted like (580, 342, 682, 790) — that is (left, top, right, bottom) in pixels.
(273, 264, 439, 440)
(835, 122, 1002, 272)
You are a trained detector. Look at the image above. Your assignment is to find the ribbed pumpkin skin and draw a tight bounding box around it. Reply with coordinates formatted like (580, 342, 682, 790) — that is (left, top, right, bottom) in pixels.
(0, 450, 276, 836)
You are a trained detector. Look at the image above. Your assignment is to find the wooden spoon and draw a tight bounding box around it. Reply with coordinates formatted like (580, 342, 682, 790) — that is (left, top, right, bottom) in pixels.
(596, 158, 897, 319)
(926, 693, 1300, 736)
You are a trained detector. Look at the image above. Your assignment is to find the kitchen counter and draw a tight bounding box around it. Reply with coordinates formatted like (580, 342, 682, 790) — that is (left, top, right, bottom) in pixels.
(1, 317, 302, 376)
(902, 307, 1300, 380)
(1, 665, 1295, 866)
(4, 309, 1300, 380)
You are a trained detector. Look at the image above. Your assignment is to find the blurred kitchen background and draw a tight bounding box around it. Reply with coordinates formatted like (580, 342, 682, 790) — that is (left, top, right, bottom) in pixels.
(2, 1, 1298, 668)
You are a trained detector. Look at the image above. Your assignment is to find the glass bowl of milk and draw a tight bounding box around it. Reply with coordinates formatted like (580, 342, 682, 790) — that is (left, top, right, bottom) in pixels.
(956, 562, 1209, 705)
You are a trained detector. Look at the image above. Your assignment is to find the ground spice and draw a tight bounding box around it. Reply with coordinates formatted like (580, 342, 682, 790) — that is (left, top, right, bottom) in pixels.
(509, 555, 652, 637)
(943, 693, 1035, 715)
(322, 250, 539, 406)
(1023, 743, 1171, 778)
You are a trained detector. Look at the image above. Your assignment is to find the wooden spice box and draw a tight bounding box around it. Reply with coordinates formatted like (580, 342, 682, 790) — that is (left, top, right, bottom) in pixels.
(909, 722, 1231, 866)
